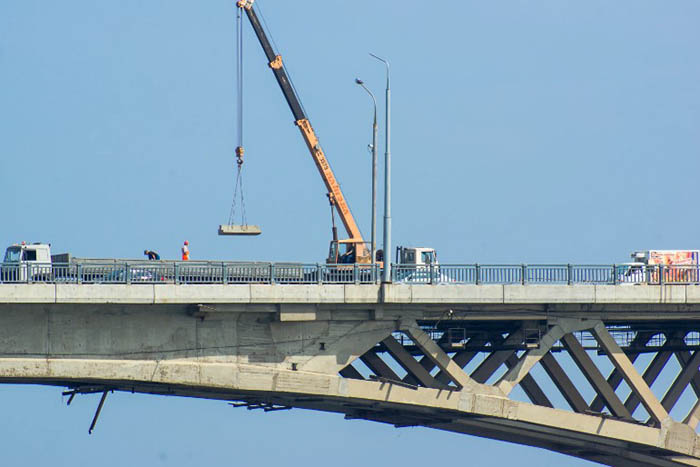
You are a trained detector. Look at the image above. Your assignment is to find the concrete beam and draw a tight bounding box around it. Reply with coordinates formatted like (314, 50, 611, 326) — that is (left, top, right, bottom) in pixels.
(402, 325, 476, 390)
(434, 337, 488, 385)
(660, 350, 700, 413)
(360, 350, 401, 381)
(624, 348, 673, 414)
(684, 399, 700, 430)
(470, 331, 524, 384)
(675, 350, 700, 398)
(540, 353, 589, 413)
(503, 353, 553, 407)
(382, 336, 444, 389)
(592, 322, 668, 424)
(561, 333, 632, 420)
(590, 331, 656, 412)
(496, 325, 565, 395)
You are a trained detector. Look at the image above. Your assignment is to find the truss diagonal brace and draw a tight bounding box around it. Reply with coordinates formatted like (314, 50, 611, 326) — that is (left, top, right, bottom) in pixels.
(361, 350, 401, 381)
(590, 331, 655, 412)
(660, 349, 700, 412)
(592, 322, 668, 424)
(504, 353, 553, 407)
(382, 336, 446, 389)
(562, 333, 632, 420)
(403, 325, 476, 390)
(471, 330, 524, 384)
(496, 325, 565, 395)
(624, 348, 673, 414)
(674, 350, 700, 398)
(434, 337, 488, 385)
(540, 353, 589, 413)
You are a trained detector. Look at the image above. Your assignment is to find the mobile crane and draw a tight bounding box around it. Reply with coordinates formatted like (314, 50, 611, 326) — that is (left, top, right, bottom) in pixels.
(236, 0, 370, 264)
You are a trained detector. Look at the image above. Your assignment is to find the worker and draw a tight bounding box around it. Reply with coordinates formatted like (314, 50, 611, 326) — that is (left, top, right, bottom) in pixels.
(144, 250, 160, 260)
(181, 241, 190, 261)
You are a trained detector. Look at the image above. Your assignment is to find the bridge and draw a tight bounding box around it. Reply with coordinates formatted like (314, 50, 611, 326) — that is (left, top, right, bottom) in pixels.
(2, 274, 700, 466)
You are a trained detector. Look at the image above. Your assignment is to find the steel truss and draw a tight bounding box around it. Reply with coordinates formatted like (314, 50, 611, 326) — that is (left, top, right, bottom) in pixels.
(339, 318, 700, 466)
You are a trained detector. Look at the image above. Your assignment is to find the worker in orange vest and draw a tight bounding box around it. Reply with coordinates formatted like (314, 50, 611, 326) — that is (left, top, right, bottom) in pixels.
(181, 240, 190, 261)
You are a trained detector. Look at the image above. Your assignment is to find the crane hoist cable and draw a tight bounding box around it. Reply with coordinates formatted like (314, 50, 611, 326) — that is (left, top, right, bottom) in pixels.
(219, 4, 261, 236)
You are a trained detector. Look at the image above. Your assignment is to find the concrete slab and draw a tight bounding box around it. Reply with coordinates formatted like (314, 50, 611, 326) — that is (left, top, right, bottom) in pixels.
(688, 286, 700, 304)
(154, 284, 251, 304)
(504, 285, 595, 303)
(0, 358, 49, 378)
(661, 285, 687, 304)
(0, 307, 49, 355)
(0, 284, 55, 303)
(250, 284, 345, 304)
(56, 284, 154, 304)
(343, 284, 380, 303)
(594, 285, 662, 303)
(410, 284, 504, 304)
(381, 284, 413, 303)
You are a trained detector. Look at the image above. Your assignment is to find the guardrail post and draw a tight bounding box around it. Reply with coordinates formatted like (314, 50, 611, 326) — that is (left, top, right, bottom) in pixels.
(125, 262, 131, 284)
(475, 264, 480, 285)
(174, 263, 179, 285)
(567, 264, 572, 285)
(27, 264, 33, 284)
(77, 264, 83, 284)
(429, 263, 435, 285)
(317, 264, 322, 284)
(521, 264, 527, 285)
(611, 264, 617, 285)
(354, 263, 359, 284)
(270, 263, 275, 284)
(222, 262, 227, 284)
(659, 264, 664, 285)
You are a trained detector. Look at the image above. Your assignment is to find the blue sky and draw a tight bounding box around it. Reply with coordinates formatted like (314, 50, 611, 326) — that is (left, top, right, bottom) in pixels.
(1, 0, 699, 465)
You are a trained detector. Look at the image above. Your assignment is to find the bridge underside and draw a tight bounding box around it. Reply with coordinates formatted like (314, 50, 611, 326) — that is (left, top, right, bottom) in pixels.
(3, 284, 700, 465)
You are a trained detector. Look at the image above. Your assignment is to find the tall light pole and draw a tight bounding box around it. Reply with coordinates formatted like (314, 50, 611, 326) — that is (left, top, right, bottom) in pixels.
(370, 53, 391, 283)
(354, 78, 377, 267)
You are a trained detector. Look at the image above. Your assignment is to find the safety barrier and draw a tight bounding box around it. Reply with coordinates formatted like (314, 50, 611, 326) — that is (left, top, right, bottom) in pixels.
(0, 262, 698, 285)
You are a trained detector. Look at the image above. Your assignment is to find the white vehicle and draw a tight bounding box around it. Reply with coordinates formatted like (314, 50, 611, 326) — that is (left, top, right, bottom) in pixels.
(395, 246, 448, 283)
(396, 246, 438, 266)
(619, 250, 700, 284)
(1, 242, 152, 283)
(2, 242, 52, 282)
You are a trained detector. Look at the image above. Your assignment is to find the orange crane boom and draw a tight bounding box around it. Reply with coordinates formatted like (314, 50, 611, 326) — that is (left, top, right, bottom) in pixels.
(237, 0, 369, 263)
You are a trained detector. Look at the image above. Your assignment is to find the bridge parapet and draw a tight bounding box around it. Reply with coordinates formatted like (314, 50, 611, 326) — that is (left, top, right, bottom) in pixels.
(2, 283, 700, 306)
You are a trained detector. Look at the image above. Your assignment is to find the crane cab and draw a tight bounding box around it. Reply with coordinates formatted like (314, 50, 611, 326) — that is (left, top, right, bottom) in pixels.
(327, 239, 372, 264)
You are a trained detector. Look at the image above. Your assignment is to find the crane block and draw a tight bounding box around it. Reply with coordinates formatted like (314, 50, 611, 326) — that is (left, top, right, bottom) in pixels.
(218, 225, 262, 236)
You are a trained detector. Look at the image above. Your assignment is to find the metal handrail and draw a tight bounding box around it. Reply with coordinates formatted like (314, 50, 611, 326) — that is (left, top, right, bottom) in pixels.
(0, 262, 698, 286)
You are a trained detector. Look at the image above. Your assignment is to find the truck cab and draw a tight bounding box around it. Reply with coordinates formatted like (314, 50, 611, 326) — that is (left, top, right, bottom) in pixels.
(395, 246, 445, 283)
(2, 243, 52, 282)
(396, 246, 438, 266)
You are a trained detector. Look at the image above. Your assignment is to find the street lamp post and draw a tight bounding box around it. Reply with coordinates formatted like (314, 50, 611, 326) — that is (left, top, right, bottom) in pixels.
(370, 53, 391, 283)
(354, 78, 378, 268)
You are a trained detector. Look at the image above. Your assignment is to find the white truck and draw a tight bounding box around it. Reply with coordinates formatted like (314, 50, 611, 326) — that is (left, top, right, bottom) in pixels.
(0, 242, 140, 282)
(619, 250, 700, 284)
(394, 246, 450, 283)
(0, 242, 339, 284)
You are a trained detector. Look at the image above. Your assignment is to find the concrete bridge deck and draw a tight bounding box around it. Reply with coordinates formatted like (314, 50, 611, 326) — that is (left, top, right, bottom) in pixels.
(2, 283, 700, 466)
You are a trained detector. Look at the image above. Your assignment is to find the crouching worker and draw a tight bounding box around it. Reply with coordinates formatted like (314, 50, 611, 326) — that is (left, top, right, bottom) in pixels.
(144, 250, 160, 260)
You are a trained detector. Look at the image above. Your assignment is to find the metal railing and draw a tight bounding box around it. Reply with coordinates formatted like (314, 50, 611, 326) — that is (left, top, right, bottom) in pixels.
(0, 262, 698, 286)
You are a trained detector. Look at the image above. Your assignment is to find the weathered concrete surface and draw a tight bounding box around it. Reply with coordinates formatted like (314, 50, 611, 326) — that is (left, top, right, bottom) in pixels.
(2, 283, 700, 465)
(4, 283, 700, 305)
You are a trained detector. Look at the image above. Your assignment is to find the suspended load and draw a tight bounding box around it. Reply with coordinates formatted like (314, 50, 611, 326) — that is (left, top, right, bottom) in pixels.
(219, 5, 261, 237)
